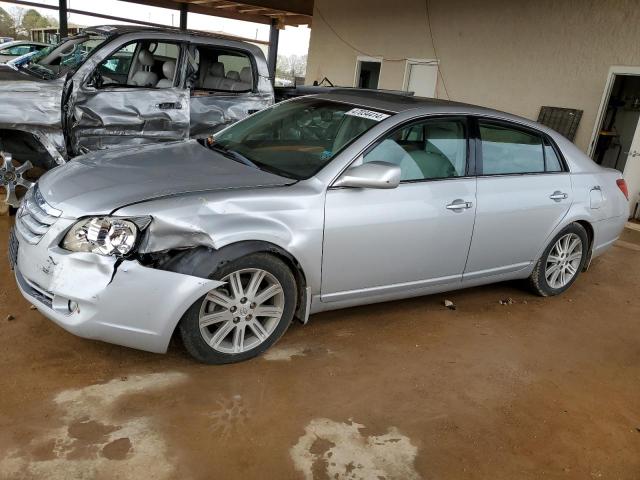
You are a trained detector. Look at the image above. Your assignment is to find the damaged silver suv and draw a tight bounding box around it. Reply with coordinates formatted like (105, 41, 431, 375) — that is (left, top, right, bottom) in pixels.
(9, 92, 628, 364)
(0, 25, 273, 207)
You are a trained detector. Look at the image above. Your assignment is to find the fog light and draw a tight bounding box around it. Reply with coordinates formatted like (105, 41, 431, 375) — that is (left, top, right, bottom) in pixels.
(68, 300, 79, 313)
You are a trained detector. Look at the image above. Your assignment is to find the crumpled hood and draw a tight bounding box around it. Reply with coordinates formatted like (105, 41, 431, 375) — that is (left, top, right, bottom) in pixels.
(0, 65, 65, 129)
(38, 140, 294, 217)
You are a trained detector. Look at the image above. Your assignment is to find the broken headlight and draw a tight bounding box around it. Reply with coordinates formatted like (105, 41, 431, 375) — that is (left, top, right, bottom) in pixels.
(62, 216, 150, 256)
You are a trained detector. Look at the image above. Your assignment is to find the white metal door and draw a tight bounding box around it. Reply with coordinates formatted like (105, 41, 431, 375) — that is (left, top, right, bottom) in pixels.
(406, 62, 437, 98)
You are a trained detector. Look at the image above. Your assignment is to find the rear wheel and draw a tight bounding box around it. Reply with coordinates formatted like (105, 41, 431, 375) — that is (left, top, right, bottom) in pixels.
(529, 223, 589, 296)
(179, 253, 297, 364)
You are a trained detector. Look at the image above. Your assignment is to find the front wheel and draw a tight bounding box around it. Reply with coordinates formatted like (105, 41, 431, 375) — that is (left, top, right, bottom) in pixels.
(529, 223, 589, 296)
(179, 253, 297, 364)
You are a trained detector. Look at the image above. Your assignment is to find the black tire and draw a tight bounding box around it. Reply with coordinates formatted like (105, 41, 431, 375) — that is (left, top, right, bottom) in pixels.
(529, 223, 589, 297)
(179, 253, 297, 364)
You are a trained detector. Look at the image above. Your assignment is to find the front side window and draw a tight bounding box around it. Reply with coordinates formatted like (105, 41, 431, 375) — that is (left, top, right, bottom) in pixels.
(362, 118, 467, 181)
(479, 122, 547, 175)
(17, 35, 107, 79)
(94, 41, 180, 88)
(213, 99, 389, 179)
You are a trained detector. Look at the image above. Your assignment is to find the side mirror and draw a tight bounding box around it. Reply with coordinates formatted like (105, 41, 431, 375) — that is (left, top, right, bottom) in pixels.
(333, 161, 401, 189)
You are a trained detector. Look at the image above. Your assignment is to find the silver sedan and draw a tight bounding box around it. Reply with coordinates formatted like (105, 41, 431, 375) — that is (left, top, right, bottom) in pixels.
(10, 92, 629, 363)
(0, 40, 49, 63)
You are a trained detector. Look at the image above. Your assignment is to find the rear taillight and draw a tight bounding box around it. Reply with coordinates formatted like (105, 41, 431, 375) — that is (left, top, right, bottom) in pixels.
(616, 178, 629, 200)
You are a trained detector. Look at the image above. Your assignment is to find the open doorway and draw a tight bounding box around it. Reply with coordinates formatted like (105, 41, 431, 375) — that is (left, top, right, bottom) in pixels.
(354, 57, 381, 89)
(590, 69, 640, 219)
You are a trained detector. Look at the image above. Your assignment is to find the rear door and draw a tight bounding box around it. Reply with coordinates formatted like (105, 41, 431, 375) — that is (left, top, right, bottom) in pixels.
(463, 118, 572, 280)
(69, 38, 190, 154)
(187, 44, 273, 138)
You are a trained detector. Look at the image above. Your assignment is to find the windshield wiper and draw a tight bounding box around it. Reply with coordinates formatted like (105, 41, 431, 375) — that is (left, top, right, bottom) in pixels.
(209, 143, 259, 169)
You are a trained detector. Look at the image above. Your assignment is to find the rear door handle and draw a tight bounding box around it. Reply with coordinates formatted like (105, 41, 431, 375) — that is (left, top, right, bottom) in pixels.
(549, 191, 568, 201)
(446, 199, 473, 211)
(156, 102, 182, 110)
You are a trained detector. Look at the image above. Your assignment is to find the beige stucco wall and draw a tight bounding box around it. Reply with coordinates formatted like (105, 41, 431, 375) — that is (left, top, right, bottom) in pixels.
(306, 0, 640, 153)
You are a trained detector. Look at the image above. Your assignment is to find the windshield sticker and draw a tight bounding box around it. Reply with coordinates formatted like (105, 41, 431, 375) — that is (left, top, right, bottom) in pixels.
(345, 108, 390, 122)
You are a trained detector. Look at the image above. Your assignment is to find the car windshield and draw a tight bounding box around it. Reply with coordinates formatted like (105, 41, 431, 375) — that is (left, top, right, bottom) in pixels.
(213, 98, 391, 180)
(18, 35, 107, 79)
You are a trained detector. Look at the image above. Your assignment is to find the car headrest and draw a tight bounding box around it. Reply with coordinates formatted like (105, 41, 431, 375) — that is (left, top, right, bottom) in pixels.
(138, 49, 155, 67)
(209, 61, 225, 77)
(226, 70, 240, 81)
(240, 67, 252, 83)
(162, 60, 176, 80)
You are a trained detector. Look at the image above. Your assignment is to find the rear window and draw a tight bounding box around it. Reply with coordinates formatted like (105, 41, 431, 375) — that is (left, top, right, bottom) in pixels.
(479, 121, 563, 174)
(191, 47, 253, 93)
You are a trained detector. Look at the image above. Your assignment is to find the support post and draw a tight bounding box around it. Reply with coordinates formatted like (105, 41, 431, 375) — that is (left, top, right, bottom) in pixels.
(267, 18, 280, 85)
(179, 2, 188, 30)
(59, 0, 68, 38)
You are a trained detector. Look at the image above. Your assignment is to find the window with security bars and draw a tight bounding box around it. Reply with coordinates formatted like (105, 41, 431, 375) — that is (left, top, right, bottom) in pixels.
(537, 106, 583, 142)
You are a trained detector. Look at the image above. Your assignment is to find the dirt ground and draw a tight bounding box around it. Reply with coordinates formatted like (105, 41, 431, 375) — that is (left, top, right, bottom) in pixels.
(1, 215, 639, 480)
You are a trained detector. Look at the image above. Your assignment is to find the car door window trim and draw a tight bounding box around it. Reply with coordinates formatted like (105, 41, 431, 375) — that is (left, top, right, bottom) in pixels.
(472, 116, 569, 177)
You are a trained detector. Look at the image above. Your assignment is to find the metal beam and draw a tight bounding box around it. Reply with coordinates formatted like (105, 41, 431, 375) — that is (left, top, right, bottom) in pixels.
(58, 0, 68, 37)
(179, 2, 188, 30)
(4, 0, 171, 28)
(267, 18, 279, 85)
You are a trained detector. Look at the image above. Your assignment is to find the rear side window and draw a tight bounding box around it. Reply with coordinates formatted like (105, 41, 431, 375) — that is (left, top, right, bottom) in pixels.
(191, 46, 254, 93)
(479, 122, 544, 174)
(479, 121, 564, 174)
(543, 138, 563, 172)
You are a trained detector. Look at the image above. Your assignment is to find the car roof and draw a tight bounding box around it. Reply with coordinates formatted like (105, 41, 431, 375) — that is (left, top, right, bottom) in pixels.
(311, 89, 560, 134)
(311, 89, 507, 115)
(0, 40, 48, 47)
(83, 24, 253, 43)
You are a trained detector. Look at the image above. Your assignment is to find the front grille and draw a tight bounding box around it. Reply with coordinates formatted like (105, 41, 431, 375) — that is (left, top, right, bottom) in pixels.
(14, 185, 62, 245)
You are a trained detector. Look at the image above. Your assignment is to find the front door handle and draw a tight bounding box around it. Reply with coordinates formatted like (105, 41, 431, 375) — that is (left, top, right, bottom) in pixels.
(549, 191, 568, 201)
(446, 199, 473, 211)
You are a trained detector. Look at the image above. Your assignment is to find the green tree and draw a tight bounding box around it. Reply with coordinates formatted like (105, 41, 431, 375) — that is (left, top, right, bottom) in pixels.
(0, 7, 16, 38)
(21, 9, 51, 33)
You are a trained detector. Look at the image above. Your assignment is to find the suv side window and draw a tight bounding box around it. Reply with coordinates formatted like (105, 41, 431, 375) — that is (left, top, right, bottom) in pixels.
(190, 45, 254, 93)
(95, 41, 181, 88)
(479, 121, 554, 175)
(363, 118, 468, 181)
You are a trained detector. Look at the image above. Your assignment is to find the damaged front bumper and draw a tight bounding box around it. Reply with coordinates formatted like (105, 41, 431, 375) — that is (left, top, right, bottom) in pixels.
(13, 224, 223, 353)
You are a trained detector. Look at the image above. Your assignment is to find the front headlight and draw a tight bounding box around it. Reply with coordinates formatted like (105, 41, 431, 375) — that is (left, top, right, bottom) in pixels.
(62, 216, 150, 256)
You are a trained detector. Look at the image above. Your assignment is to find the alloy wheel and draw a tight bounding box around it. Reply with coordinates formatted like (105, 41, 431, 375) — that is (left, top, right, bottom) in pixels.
(545, 233, 583, 289)
(198, 268, 285, 354)
(1, 152, 34, 208)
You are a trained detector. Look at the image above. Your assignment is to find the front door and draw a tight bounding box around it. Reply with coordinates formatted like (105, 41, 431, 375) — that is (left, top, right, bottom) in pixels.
(464, 119, 572, 279)
(69, 39, 190, 154)
(321, 117, 477, 302)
